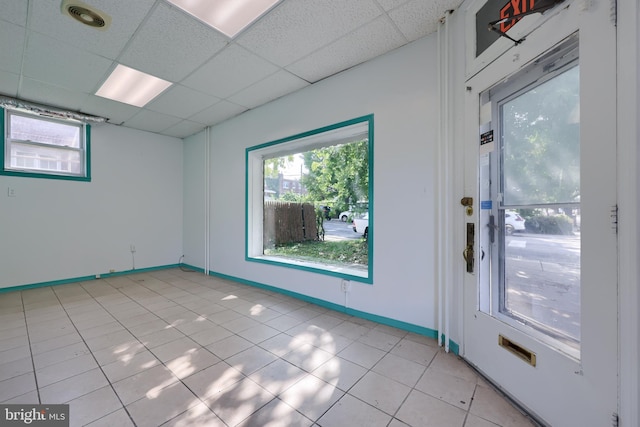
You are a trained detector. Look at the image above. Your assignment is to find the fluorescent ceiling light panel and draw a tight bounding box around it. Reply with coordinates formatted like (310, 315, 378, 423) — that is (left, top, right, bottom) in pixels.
(168, 0, 280, 38)
(95, 65, 172, 107)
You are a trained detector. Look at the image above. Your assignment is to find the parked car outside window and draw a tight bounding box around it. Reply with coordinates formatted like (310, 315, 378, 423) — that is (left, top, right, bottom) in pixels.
(505, 210, 526, 235)
(352, 212, 369, 240)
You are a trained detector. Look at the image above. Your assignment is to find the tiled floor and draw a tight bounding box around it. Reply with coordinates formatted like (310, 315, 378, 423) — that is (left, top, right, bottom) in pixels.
(0, 269, 537, 427)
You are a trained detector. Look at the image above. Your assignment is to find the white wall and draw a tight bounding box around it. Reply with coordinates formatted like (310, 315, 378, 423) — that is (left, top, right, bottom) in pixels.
(0, 123, 184, 288)
(183, 35, 444, 332)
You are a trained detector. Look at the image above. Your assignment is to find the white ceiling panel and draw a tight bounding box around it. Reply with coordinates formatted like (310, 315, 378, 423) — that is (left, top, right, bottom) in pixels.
(189, 100, 247, 126)
(80, 96, 140, 124)
(0, 0, 28, 26)
(182, 44, 281, 98)
(123, 110, 183, 134)
(161, 120, 207, 139)
(29, 0, 156, 59)
(0, 70, 19, 98)
(145, 85, 220, 119)
(287, 16, 407, 83)
(22, 32, 114, 94)
(389, 0, 460, 41)
(0, 21, 25, 75)
(376, 0, 414, 11)
(236, 0, 383, 66)
(229, 70, 309, 109)
(119, 2, 229, 82)
(19, 78, 89, 111)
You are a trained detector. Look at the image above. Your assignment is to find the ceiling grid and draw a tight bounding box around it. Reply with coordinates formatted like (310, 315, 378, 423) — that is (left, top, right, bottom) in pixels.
(0, 0, 462, 138)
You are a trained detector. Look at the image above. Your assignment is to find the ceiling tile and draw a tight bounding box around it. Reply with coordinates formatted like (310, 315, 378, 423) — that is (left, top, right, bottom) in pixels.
(375, 0, 413, 11)
(29, 0, 156, 59)
(182, 44, 280, 98)
(228, 70, 308, 109)
(119, 2, 228, 82)
(160, 120, 207, 139)
(188, 100, 247, 126)
(123, 110, 183, 134)
(145, 85, 220, 119)
(389, 0, 458, 41)
(0, 0, 28, 26)
(0, 21, 25, 75)
(237, 0, 383, 66)
(19, 78, 89, 111)
(80, 96, 140, 125)
(0, 70, 20, 97)
(22, 32, 114, 94)
(287, 16, 407, 83)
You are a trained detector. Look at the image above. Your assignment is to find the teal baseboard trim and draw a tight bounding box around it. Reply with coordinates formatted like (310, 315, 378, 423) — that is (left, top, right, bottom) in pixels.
(0, 275, 97, 294)
(0, 264, 180, 294)
(440, 334, 460, 355)
(180, 264, 205, 273)
(98, 264, 180, 279)
(205, 269, 459, 355)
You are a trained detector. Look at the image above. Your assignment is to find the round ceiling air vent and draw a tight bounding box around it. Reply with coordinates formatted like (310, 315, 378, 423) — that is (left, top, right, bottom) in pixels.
(61, 0, 111, 30)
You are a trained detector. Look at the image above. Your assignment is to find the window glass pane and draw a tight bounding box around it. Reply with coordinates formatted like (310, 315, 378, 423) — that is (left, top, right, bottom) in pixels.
(500, 65, 581, 348)
(502, 66, 580, 206)
(10, 114, 81, 148)
(10, 142, 82, 174)
(262, 139, 369, 272)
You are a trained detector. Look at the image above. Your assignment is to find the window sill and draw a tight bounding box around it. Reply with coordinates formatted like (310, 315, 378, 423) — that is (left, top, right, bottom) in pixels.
(247, 254, 371, 284)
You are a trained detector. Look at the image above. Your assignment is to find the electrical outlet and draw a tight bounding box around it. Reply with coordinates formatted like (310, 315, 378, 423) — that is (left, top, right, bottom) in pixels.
(7, 187, 15, 197)
(341, 280, 351, 292)
(109, 269, 115, 273)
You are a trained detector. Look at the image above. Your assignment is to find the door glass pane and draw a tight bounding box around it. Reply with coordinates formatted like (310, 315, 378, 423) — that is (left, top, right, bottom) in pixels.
(500, 65, 580, 348)
(502, 66, 580, 206)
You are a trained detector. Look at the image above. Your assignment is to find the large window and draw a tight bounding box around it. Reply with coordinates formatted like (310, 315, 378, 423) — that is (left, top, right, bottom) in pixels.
(246, 115, 373, 283)
(2, 108, 90, 181)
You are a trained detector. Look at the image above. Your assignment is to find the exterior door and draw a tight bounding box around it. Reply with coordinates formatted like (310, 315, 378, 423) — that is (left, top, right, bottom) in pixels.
(462, 3, 618, 426)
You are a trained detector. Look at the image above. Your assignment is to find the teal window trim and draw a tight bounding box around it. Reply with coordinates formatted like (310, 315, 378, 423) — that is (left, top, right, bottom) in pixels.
(1, 107, 91, 182)
(245, 114, 374, 284)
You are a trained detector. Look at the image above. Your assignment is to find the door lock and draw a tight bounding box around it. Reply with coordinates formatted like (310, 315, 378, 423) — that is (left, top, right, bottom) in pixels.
(460, 197, 474, 216)
(463, 223, 475, 273)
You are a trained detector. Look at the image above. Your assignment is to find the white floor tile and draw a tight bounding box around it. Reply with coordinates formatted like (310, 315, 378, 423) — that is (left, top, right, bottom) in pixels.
(318, 393, 392, 427)
(0, 270, 534, 427)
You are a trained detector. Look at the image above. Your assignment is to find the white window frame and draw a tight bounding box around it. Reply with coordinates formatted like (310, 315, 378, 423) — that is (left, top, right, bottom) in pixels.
(2, 108, 91, 181)
(246, 115, 374, 283)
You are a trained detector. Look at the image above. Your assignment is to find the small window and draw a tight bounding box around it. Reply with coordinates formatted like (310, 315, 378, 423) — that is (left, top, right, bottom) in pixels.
(246, 115, 373, 283)
(1, 108, 91, 181)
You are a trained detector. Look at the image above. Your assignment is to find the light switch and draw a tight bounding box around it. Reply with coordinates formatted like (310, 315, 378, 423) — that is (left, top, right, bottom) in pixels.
(7, 187, 16, 197)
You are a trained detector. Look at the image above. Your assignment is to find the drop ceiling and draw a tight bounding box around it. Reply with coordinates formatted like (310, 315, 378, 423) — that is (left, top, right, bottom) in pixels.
(0, 0, 463, 139)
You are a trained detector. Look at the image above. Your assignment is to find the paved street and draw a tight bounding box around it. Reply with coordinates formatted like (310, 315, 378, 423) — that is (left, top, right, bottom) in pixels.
(504, 233, 580, 343)
(322, 219, 361, 241)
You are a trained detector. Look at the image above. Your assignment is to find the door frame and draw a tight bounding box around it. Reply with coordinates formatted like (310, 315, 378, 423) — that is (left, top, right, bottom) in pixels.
(616, 1, 640, 425)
